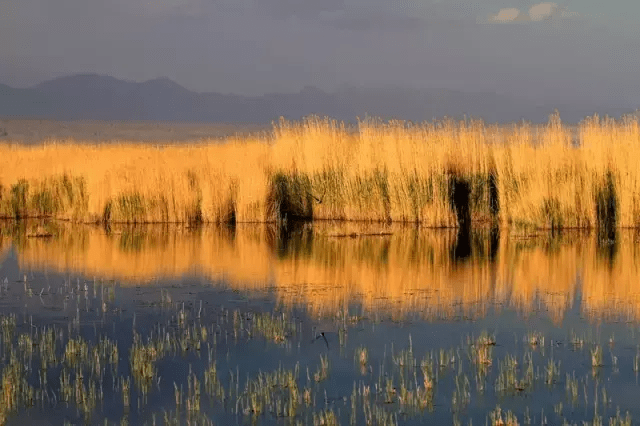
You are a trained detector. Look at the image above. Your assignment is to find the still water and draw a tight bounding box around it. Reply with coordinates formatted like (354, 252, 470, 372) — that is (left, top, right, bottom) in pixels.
(0, 221, 639, 425)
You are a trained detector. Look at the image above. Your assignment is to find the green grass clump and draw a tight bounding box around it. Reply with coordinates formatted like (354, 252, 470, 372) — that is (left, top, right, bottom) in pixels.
(0, 175, 88, 220)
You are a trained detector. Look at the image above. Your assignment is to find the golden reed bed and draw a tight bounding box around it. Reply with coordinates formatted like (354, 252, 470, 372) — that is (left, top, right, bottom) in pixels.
(1, 113, 639, 229)
(4, 222, 640, 322)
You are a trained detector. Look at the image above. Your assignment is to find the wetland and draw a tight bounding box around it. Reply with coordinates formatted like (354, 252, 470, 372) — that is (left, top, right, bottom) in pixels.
(0, 220, 639, 425)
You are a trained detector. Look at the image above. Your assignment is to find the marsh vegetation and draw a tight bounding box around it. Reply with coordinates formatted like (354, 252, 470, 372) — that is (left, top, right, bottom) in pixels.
(1, 112, 640, 424)
(0, 222, 638, 424)
(0, 114, 639, 231)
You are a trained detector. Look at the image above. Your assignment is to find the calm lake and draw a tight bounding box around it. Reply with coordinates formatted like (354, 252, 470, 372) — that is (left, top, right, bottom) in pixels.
(0, 221, 639, 425)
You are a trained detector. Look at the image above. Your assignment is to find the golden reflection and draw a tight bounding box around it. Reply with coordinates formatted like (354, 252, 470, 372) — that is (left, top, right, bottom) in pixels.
(0, 237, 10, 267)
(4, 222, 640, 322)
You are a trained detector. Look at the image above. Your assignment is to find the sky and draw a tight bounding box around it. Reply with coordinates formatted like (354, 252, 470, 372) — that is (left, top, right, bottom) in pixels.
(1, 0, 640, 105)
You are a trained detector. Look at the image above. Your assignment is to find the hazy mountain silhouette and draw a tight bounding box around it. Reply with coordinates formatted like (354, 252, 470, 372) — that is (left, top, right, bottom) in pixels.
(0, 74, 635, 124)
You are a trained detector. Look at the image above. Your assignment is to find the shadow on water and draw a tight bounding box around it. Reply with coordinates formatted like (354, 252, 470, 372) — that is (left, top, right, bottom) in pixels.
(267, 221, 314, 259)
(597, 228, 619, 269)
(489, 226, 499, 261)
(450, 226, 500, 265)
(451, 227, 472, 262)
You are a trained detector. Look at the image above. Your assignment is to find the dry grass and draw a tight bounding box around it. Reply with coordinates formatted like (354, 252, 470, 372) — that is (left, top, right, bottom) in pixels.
(1, 114, 639, 229)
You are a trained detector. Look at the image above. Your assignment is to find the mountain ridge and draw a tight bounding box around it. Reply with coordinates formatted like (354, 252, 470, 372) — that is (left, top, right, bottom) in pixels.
(0, 74, 635, 124)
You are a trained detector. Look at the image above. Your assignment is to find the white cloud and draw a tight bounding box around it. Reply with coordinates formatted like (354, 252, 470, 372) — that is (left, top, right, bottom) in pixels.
(528, 2, 557, 21)
(483, 2, 579, 24)
(490, 8, 521, 23)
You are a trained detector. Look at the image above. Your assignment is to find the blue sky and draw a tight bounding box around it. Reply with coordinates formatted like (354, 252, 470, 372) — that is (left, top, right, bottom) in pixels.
(1, 0, 639, 106)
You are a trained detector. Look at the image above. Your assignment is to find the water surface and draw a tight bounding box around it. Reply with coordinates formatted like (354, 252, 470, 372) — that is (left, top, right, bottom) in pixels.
(0, 221, 639, 425)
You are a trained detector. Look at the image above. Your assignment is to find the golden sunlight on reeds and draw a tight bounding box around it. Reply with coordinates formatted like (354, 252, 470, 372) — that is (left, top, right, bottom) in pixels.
(7, 222, 640, 322)
(1, 113, 639, 229)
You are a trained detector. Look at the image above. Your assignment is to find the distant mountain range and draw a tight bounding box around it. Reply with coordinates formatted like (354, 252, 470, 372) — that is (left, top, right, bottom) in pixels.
(0, 74, 636, 124)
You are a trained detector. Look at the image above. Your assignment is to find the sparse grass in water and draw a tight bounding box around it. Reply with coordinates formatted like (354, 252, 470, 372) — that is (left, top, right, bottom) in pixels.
(591, 345, 604, 368)
(0, 263, 637, 426)
(490, 405, 520, 426)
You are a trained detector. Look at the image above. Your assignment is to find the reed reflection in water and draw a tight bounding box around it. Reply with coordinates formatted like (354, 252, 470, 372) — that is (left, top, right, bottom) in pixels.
(2, 221, 640, 322)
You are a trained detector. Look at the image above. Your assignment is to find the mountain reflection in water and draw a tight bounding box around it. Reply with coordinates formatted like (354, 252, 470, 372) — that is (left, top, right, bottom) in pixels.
(1, 221, 639, 323)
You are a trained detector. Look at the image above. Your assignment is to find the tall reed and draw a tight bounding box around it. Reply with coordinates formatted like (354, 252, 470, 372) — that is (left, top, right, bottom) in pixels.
(1, 113, 639, 229)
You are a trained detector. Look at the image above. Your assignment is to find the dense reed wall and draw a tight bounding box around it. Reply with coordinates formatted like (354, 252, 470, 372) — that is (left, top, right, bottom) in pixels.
(1, 113, 639, 229)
